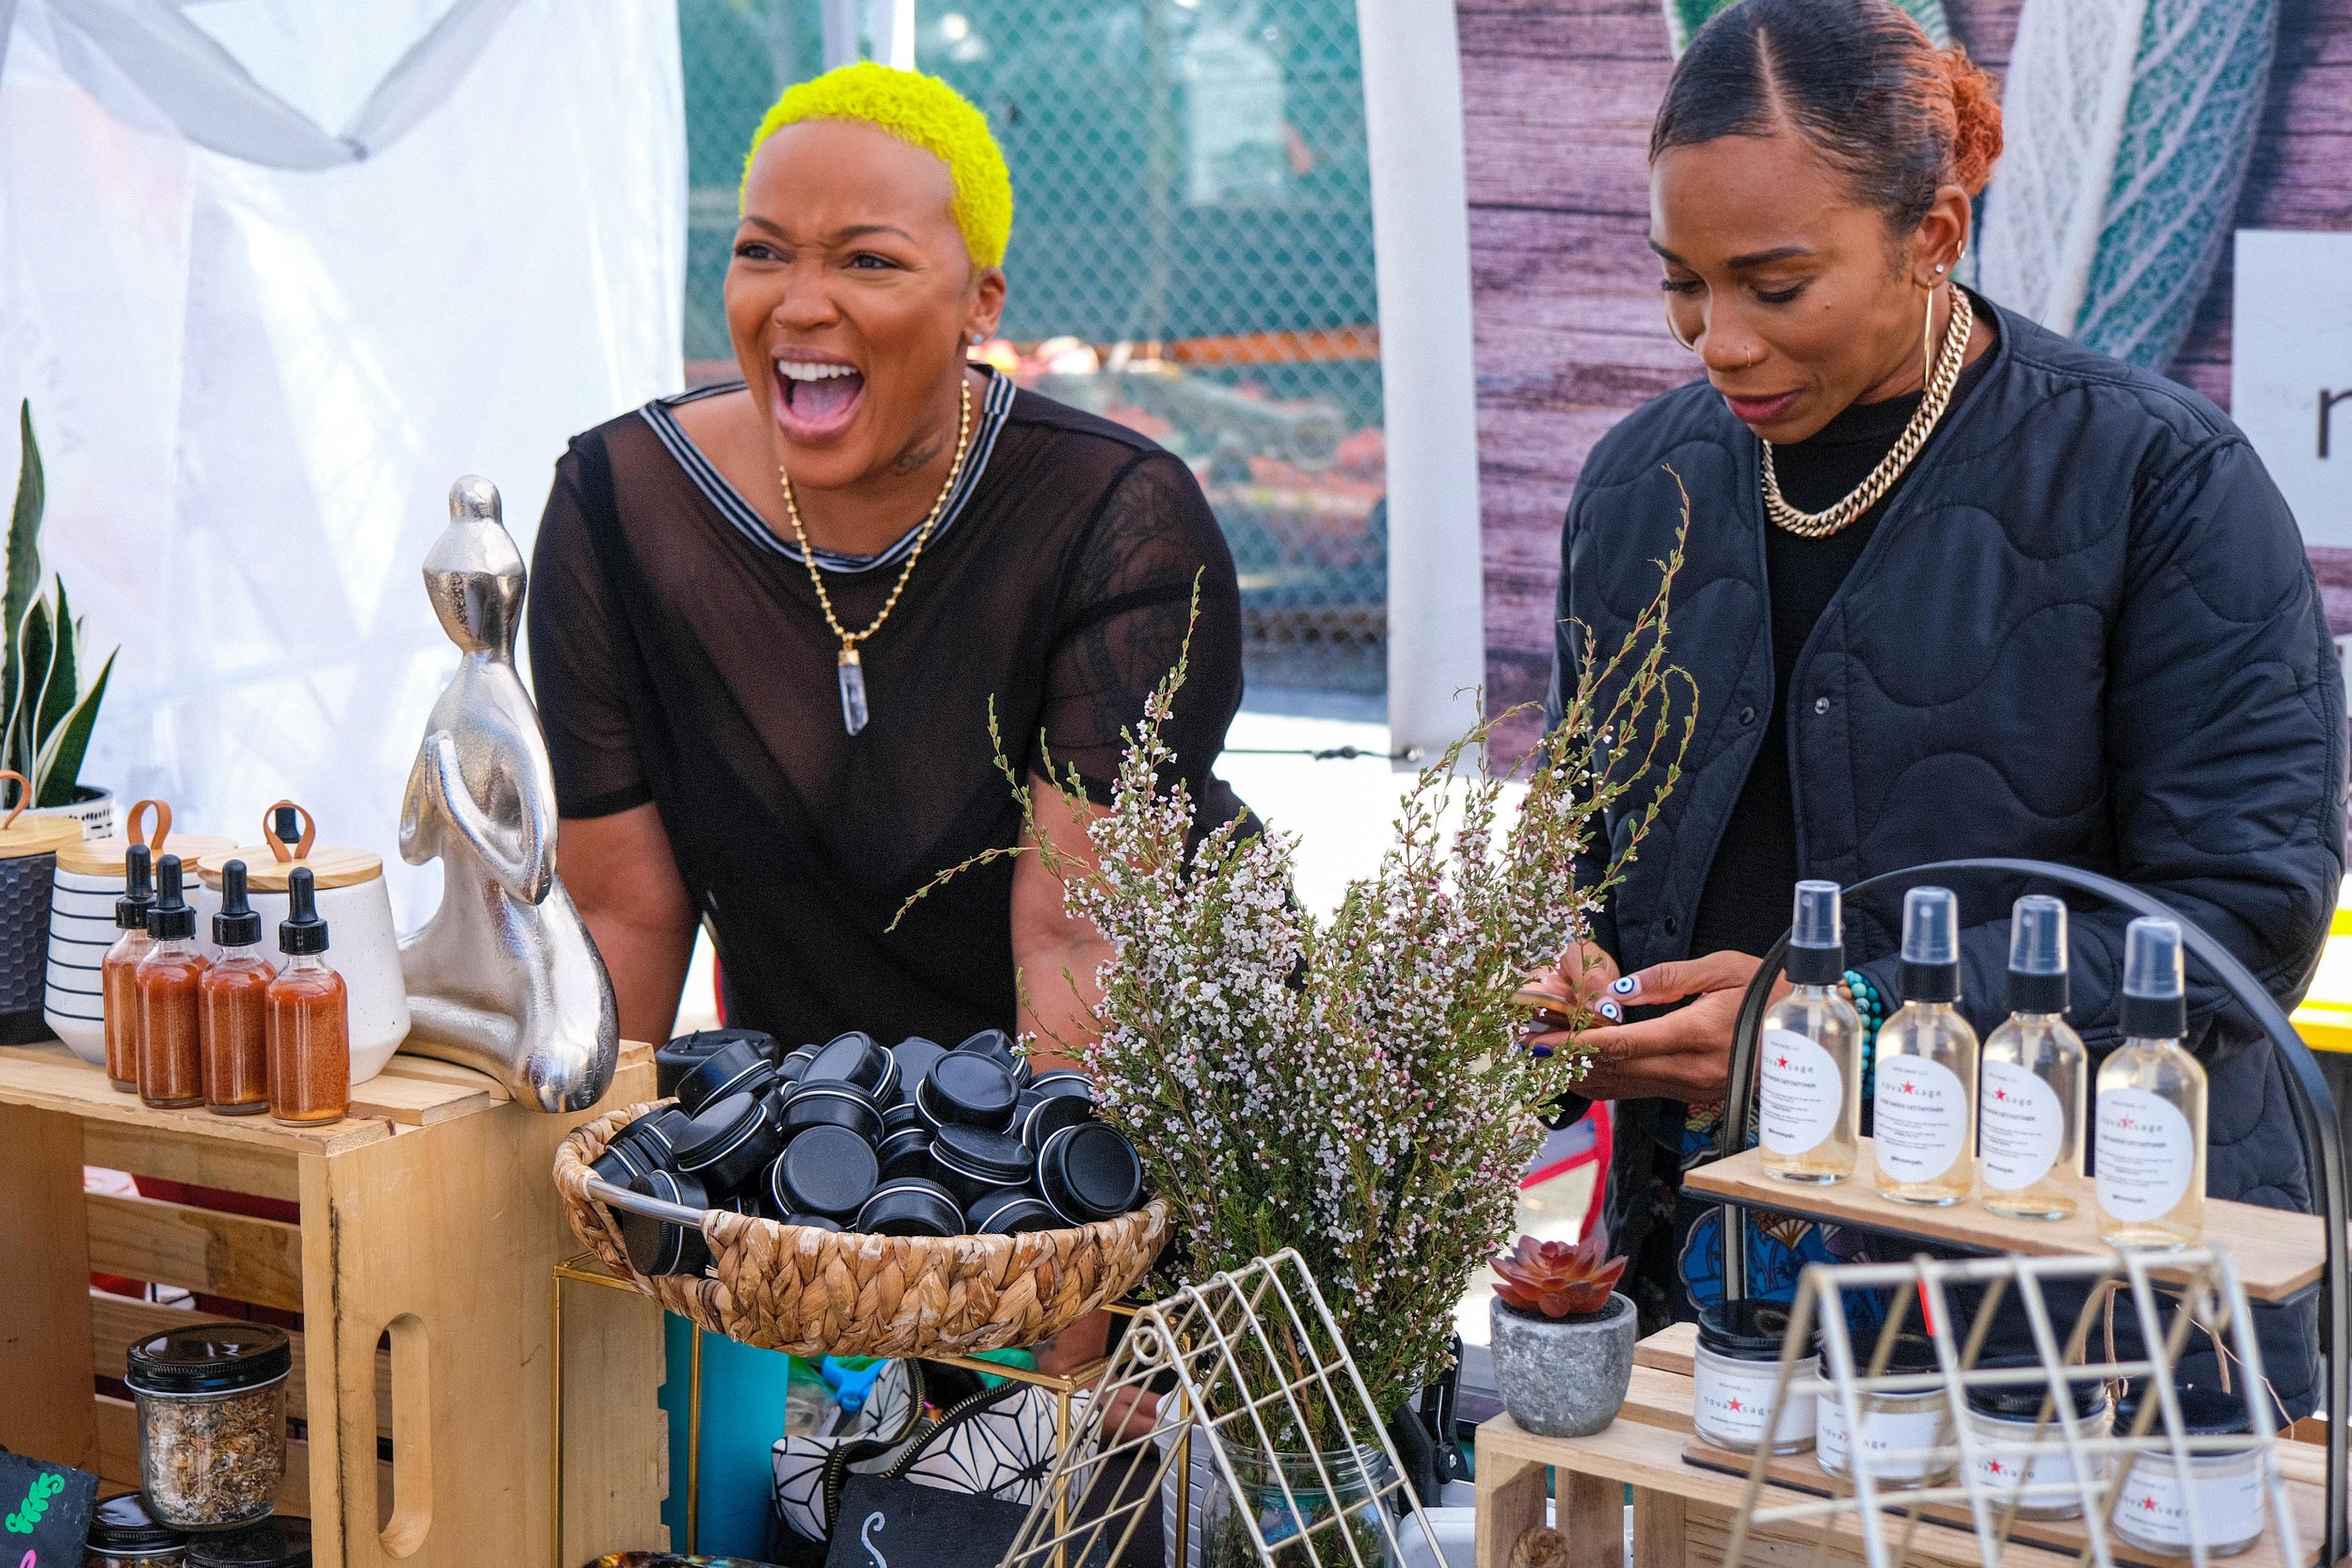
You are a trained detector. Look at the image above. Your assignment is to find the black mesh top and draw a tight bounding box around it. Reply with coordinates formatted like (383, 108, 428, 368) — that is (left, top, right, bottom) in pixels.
(528, 370, 1248, 1046)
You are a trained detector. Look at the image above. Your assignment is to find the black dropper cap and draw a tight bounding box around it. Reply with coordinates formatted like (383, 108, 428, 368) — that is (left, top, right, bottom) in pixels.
(214, 859, 261, 948)
(117, 843, 155, 931)
(147, 854, 196, 942)
(278, 865, 330, 957)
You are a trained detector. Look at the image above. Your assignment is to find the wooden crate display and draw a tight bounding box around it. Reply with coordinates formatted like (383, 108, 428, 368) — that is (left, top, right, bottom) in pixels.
(0, 1040, 666, 1568)
(1474, 1324, 2332, 1568)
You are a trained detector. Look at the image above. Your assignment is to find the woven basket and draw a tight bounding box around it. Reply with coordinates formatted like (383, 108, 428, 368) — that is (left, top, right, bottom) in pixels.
(554, 1101, 1169, 1357)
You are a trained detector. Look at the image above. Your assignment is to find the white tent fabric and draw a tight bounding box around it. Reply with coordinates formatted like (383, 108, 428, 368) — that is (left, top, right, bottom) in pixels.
(0, 0, 685, 927)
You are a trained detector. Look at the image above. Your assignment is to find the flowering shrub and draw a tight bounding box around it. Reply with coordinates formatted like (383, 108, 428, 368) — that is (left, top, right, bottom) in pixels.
(906, 503, 1692, 1422)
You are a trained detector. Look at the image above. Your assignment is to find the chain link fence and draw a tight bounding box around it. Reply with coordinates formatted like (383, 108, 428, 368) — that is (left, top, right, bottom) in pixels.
(678, 0, 1388, 698)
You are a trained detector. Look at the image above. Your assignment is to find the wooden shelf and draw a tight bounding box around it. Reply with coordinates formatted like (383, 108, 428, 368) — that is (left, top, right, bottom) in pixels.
(1682, 1139, 2326, 1303)
(1474, 1326, 2332, 1567)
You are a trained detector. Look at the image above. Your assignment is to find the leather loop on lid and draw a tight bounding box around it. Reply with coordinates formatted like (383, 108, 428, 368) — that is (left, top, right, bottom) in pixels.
(262, 800, 317, 863)
(0, 768, 79, 860)
(0, 768, 24, 830)
(126, 798, 172, 852)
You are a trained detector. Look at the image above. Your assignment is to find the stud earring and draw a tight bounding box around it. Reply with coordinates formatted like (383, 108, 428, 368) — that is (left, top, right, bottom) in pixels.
(1935, 262, 1948, 275)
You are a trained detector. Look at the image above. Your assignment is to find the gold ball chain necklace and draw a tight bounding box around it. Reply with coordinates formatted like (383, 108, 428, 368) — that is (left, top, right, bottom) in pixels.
(1760, 285, 1975, 539)
(779, 377, 974, 735)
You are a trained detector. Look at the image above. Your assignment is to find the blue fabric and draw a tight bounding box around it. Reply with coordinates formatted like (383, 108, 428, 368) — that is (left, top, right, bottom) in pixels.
(661, 1318, 799, 1557)
(1548, 296, 2346, 1414)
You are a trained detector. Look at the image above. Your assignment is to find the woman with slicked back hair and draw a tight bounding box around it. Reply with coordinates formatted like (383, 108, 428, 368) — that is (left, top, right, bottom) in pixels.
(1523, 0, 2342, 1412)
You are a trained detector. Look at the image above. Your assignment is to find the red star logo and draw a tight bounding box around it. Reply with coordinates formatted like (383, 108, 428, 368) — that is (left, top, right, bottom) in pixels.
(2122, 1117, 2136, 1130)
(2142, 1497, 2158, 1512)
(1727, 1399, 1743, 1412)
(1987, 1461, 2004, 1475)
(1777, 1056, 1789, 1069)
(1902, 1082, 1916, 1093)
(1995, 1088, 2008, 1101)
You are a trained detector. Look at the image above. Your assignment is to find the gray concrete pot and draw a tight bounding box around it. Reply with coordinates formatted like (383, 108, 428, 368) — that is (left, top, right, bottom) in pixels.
(1488, 1290, 1636, 1438)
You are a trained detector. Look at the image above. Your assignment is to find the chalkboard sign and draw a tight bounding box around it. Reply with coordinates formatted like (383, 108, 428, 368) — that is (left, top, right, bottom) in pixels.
(0, 1449, 99, 1567)
(821, 1472, 1028, 1568)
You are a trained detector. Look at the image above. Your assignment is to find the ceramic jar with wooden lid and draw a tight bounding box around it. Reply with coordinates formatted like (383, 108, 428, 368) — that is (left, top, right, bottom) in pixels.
(198, 801, 408, 1085)
(0, 768, 86, 1043)
(48, 800, 233, 1066)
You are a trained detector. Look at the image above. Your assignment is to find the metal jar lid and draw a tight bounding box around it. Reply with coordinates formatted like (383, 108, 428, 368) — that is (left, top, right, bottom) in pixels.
(124, 1322, 293, 1396)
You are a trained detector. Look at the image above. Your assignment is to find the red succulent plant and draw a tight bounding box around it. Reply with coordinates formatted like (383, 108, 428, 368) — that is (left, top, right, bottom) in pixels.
(1490, 1231, 1627, 1320)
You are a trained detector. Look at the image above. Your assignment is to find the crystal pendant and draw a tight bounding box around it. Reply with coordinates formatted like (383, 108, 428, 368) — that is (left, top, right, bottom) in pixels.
(837, 647, 869, 736)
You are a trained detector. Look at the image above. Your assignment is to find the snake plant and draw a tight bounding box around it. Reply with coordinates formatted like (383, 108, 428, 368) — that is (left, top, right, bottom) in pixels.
(6, 403, 115, 808)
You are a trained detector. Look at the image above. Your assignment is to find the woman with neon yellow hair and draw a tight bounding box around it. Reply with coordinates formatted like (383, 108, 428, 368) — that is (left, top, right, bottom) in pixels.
(530, 66, 1247, 1084)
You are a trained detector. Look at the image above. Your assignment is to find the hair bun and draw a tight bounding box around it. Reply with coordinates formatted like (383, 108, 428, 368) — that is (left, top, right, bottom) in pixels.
(1937, 43, 2004, 196)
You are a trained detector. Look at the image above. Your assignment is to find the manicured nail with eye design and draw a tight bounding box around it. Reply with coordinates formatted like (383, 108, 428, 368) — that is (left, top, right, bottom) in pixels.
(1611, 976, 1639, 996)
(1597, 1000, 1623, 1022)
(1527, 1040, 1554, 1059)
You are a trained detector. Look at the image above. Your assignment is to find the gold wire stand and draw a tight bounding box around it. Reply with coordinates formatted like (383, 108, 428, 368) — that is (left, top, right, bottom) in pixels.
(549, 1250, 1152, 1567)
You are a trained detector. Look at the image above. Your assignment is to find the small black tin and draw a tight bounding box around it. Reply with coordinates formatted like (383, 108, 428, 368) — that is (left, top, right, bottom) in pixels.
(621, 1168, 710, 1276)
(591, 1138, 654, 1189)
(855, 1178, 965, 1237)
(967, 1188, 1060, 1235)
(187, 1514, 310, 1566)
(778, 1046, 819, 1085)
(672, 1090, 786, 1196)
(86, 1493, 186, 1560)
(916, 1052, 1021, 1133)
(1027, 1069, 1092, 1100)
(674, 1037, 779, 1117)
(779, 1081, 885, 1145)
(877, 1124, 943, 1182)
(1017, 1089, 1094, 1149)
(1036, 1123, 1143, 1223)
(930, 1124, 1037, 1205)
(881, 1098, 927, 1136)
(891, 1035, 949, 1088)
(657, 1027, 779, 1099)
(618, 1106, 695, 1165)
(805, 1030, 900, 1103)
(953, 1027, 1033, 1088)
(781, 1213, 843, 1232)
(763, 1124, 880, 1221)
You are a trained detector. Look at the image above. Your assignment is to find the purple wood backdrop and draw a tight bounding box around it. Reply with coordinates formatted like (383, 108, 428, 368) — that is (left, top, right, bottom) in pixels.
(1464, 0, 2352, 754)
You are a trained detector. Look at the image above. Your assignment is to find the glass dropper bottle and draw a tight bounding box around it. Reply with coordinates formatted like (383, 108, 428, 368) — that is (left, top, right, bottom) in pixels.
(200, 860, 274, 1117)
(134, 853, 209, 1109)
(1979, 895, 2085, 1219)
(1873, 886, 1979, 1206)
(102, 844, 156, 1093)
(2096, 917, 2205, 1250)
(1759, 879, 1863, 1184)
(265, 866, 349, 1125)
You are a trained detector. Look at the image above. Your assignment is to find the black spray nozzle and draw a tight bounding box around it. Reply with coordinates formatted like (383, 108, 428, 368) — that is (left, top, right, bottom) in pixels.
(279, 865, 330, 956)
(116, 843, 155, 930)
(147, 854, 196, 942)
(214, 859, 262, 948)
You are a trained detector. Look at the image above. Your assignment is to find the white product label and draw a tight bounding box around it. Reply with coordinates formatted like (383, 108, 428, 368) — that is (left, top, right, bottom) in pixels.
(1873, 1056, 1968, 1183)
(2096, 1089, 2196, 1222)
(1817, 1398, 1951, 1482)
(1979, 1061, 2065, 1192)
(1695, 1358, 1816, 1449)
(2112, 1457, 2265, 1550)
(1760, 1028, 1843, 1156)
(1972, 1427, 2103, 1500)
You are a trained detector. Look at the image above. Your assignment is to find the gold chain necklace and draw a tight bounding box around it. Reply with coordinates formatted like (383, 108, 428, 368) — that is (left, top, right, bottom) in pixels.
(1761, 287, 1974, 539)
(779, 377, 974, 735)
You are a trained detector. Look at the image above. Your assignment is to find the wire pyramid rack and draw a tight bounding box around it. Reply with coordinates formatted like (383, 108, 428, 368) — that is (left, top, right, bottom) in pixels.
(997, 1248, 1451, 1568)
(1716, 1248, 2306, 1568)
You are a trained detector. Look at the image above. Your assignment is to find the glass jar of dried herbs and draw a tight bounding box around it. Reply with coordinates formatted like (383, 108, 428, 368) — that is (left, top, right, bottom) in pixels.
(123, 1323, 292, 1532)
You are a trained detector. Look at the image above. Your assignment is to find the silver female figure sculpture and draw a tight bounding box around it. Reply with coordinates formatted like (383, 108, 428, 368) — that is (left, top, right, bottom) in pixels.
(398, 476, 618, 1112)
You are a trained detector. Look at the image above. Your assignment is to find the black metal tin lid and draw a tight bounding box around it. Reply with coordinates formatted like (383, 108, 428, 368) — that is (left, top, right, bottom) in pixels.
(782, 1213, 843, 1232)
(968, 1188, 1061, 1235)
(621, 1106, 695, 1162)
(673, 1091, 773, 1170)
(1026, 1069, 1092, 1101)
(674, 1039, 778, 1117)
(186, 1516, 293, 1565)
(125, 1322, 293, 1394)
(953, 1027, 1032, 1085)
(856, 1178, 964, 1237)
(1037, 1123, 1143, 1221)
(591, 1143, 651, 1188)
(768, 1125, 879, 1220)
(658, 1027, 779, 1097)
(621, 1168, 710, 1275)
(892, 1035, 948, 1086)
(876, 1124, 937, 1179)
(88, 1492, 185, 1550)
(920, 1052, 1021, 1126)
(1694, 1300, 1809, 1360)
(807, 1031, 897, 1100)
(881, 1099, 927, 1135)
(1854, 1331, 1938, 1374)
(933, 1124, 1037, 1186)
(2113, 1381, 2254, 1437)
(1019, 1090, 1095, 1149)
(1965, 1361, 2109, 1420)
(778, 1047, 819, 1085)
(780, 1081, 883, 1143)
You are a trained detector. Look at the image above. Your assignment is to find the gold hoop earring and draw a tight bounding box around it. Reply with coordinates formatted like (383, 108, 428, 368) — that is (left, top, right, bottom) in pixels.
(1663, 297, 1697, 353)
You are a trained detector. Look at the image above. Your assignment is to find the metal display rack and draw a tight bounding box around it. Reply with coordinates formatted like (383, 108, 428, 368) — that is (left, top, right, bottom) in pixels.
(1708, 857, 2349, 1561)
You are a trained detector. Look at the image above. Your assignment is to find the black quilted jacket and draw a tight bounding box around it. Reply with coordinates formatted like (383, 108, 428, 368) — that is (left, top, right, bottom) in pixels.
(1549, 296, 2346, 1411)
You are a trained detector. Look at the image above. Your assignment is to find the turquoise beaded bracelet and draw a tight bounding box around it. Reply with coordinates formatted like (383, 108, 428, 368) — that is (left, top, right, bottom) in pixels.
(1842, 967, 1884, 1102)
